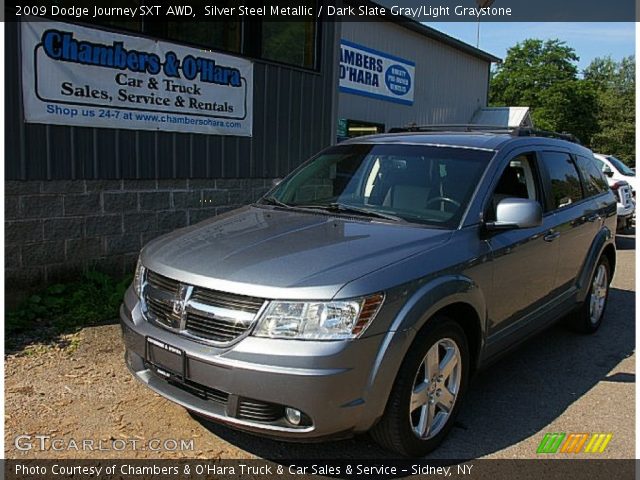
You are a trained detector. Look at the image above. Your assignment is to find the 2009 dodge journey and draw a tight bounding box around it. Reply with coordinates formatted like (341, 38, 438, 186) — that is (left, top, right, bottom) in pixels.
(121, 127, 617, 456)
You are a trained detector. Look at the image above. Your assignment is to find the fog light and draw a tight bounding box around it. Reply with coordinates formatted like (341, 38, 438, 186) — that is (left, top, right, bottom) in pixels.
(285, 407, 302, 425)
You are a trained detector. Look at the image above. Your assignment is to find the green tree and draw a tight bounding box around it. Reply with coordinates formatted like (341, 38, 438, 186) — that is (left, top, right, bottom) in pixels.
(490, 39, 599, 144)
(584, 56, 635, 165)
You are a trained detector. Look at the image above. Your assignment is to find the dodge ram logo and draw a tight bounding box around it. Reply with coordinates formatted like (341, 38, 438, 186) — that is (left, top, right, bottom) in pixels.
(173, 284, 192, 318)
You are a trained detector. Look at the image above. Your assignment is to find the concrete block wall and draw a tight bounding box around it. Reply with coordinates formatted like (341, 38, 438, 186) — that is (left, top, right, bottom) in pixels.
(5, 179, 274, 293)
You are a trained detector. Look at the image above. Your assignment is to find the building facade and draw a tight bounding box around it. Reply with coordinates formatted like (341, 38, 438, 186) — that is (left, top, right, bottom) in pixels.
(5, 16, 497, 296)
(338, 21, 496, 137)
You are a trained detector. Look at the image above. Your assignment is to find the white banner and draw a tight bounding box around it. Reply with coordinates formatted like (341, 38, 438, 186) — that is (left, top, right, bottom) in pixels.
(21, 21, 253, 136)
(339, 39, 415, 106)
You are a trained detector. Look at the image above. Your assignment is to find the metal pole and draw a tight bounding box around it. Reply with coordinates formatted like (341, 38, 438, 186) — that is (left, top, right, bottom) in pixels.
(475, 0, 495, 48)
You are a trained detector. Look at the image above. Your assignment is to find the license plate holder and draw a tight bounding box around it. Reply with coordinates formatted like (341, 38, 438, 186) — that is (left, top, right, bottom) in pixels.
(145, 336, 186, 381)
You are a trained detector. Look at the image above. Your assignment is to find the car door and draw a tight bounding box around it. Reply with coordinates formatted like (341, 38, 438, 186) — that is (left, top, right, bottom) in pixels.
(574, 151, 612, 241)
(538, 151, 596, 292)
(484, 150, 561, 338)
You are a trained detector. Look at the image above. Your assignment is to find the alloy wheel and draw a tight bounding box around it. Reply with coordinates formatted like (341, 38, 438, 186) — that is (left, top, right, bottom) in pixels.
(589, 264, 608, 324)
(409, 338, 461, 439)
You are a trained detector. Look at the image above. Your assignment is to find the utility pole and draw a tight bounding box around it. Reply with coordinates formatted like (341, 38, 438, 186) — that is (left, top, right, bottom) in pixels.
(475, 0, 495, 48)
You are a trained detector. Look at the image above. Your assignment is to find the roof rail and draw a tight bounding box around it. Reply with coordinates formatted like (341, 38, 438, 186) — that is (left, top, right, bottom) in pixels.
(513, 127, 581, 144)
(388, 124, 582, 144)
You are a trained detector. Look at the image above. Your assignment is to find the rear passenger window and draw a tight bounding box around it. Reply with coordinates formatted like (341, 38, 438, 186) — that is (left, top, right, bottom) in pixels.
(575, 155, 609, 196)
(540, 152, 583, 210)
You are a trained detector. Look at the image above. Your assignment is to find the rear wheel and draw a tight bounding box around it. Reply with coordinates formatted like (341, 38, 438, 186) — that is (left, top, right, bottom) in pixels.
(569, 256, 611, 334)
(370, 317, 469, 457)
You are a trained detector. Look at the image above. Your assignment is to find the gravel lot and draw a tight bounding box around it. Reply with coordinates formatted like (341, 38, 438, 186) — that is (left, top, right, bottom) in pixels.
(5, 231, 635, 460)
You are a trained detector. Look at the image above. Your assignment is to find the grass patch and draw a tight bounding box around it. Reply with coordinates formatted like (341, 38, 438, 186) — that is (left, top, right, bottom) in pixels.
(6, 270, 132, 342)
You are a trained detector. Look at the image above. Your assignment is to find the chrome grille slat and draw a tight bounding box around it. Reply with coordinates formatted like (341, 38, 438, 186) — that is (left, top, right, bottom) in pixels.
(186, 331, 235, 342)
(186, 326, 237, 340)
(186, 320, 246, 336)
(141, 270, 265, 345)
(187, 327, 236, 338)
(186, 316, 246, 329)
(186, 320, 240, 334)
(191, 288, 264, 314)
(146, 271, 180, 294)
(186, 313, 249, 330)
(145, 295, 181, 329)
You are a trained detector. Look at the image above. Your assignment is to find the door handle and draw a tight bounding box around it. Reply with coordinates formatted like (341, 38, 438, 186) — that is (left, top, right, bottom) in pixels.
(543, 231, 560, 242)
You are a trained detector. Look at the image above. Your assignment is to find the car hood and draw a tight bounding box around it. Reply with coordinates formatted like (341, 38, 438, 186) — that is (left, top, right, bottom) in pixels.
(141, 206, 452, 299)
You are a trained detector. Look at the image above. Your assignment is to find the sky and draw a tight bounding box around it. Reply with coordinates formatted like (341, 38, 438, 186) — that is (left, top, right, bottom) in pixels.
(425, 22, 636, 71)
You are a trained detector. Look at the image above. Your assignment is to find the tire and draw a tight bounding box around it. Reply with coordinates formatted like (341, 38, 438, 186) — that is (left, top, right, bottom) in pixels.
(370, 316, 469, 457)
(569, 255, 611, 334)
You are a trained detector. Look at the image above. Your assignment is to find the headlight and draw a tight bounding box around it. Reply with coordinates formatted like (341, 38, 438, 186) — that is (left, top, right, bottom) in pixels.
(133, 259, 145, 298)
(253, 293, 384, 340)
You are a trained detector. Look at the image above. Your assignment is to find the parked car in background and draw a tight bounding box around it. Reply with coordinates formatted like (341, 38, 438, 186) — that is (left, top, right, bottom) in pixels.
(594, 153, 637, 196)
(121, 127, 617, 457)
(608, 179, 634, 232)
(593, 154, 635, 232)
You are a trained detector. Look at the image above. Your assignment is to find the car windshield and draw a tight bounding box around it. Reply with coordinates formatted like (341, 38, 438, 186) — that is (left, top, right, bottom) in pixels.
(262, 143, 493, 228)
(607, 156, 635, 176)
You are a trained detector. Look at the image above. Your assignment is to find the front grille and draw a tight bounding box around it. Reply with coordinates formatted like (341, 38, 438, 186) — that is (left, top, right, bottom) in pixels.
(170, 379, 229, 406)
(191, 288, 264, 314)
(145, 295, 181, 329)
(237, 398, 285, 423)
(145, 361, 228, 406)
(142, 270, 265, 344)
(146, 364, 294, 426)
(147, 270, 180, 295)
(185, 310, 250, 343)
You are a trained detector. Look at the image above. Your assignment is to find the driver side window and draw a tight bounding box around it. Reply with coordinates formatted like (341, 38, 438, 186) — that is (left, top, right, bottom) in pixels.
(487, 153, 540, 221)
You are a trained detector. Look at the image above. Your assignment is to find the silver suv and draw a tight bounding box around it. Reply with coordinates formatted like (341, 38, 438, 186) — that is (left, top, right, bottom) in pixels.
(121, 127, 616, 456)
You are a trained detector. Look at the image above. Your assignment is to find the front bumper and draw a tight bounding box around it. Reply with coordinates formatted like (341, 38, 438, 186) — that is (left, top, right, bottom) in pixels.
(120, 287, 392, 439)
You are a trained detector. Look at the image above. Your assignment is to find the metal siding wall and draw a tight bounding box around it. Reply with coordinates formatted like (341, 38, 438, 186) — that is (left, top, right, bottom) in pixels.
(5, 21, 337, 180)
(5, 23, 22, 180)
(338, 22, 490, 130)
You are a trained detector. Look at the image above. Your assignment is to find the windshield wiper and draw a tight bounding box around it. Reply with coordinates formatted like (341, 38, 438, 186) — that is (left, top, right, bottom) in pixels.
(294, 203, 404, 222)
(259, 196, 291, 208)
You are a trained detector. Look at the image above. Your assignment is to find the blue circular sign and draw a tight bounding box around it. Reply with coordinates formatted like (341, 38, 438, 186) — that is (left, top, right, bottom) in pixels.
(385, 64, 411, 96)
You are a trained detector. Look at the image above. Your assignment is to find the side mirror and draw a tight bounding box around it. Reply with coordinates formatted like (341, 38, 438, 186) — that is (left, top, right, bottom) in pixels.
(485, 198, 542, 231)
(603, 168, 614, 178)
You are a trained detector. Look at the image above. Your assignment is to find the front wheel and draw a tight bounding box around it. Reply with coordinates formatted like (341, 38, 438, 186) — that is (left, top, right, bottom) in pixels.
(370, 317, 469, 457)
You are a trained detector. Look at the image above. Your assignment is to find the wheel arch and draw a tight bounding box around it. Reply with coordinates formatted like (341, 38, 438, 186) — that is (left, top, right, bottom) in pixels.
(359, 275, 486, 432)
(576, 227, 616, 302)
(428, 302, 482, 374)
(601, 243, 616, 278)
(395, 275, 486, 373)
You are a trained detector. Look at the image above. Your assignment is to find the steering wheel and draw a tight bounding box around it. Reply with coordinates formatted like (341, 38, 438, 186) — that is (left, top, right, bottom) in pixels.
(425, 196, 461, 209)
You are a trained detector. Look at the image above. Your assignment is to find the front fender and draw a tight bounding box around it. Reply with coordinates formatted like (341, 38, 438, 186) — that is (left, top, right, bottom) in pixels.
(355, 274, 486, 431)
